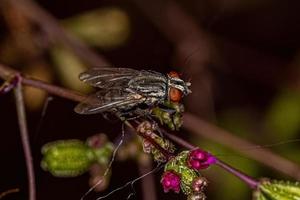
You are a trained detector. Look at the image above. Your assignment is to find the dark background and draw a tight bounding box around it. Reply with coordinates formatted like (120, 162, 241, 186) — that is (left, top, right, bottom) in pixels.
(1, 0, 300, 199)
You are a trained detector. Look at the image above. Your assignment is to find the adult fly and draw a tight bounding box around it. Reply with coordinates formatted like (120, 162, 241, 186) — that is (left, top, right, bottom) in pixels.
(74, 68, 191, 117)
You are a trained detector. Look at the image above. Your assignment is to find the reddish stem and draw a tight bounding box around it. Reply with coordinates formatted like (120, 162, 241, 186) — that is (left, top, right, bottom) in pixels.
(162, 130, 259, 189)
(216, 160, 259, 189)
(0, 63, 296, 188)
(14, 81, 36, 200)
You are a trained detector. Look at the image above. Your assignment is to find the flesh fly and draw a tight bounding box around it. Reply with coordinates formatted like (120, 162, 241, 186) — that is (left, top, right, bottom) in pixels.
(74, 68, 191, 117)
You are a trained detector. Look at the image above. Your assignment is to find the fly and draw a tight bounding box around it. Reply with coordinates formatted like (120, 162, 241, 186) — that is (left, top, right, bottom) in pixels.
(74, 68, 191, 118)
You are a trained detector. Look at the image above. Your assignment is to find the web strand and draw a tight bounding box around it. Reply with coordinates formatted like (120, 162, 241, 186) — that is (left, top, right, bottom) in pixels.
(80, 123, 126, 200)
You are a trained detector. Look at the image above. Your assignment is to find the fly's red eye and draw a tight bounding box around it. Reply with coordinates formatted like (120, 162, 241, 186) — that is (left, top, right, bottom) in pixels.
(169, 88, 182, 102)
(168, 71, 180, 78)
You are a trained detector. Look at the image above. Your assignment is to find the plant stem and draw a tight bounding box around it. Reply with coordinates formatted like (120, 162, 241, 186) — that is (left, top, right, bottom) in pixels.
(0, 64, 85, 102)
(1, 63, 300, 182)
(162, 130, 259, 188)
(124, 121, 173, 161)
(183, 113, 300, 180)
(14, 81, 36, 200)
(216, 160, 259, 189)
(0, 188, 20, 199)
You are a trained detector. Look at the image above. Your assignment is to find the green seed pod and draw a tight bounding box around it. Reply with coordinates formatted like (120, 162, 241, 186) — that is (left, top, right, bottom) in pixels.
(41, 140, 96, 177)
(254, 179, 300, 200)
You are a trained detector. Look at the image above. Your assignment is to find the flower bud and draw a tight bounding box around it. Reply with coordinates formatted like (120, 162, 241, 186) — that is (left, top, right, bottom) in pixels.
(164, 151, 208, 196)
(161, 171, 181, 193)
(187, 149, 216, 170)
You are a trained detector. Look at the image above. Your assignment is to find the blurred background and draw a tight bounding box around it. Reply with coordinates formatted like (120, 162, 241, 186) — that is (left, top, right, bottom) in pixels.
(1, 0, 300, 199)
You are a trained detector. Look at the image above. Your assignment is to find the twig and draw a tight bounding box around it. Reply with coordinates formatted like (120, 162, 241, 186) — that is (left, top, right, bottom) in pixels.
(124, 121, 173, 160)
(216, 160, 259, 189)
(0, 64, 85, 102)
(0, 188, 20, 199)
(1, 63, 300, 179)
(182, 113, 300, 180)
(129, 121, 260, 189)
(14, 80, 36, 200)
(162, 130, 259, 189)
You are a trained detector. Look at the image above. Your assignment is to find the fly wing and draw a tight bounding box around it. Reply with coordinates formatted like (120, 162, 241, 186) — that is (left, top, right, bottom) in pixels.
(79, 68, 140, 89)
(74, 88, 144, 115)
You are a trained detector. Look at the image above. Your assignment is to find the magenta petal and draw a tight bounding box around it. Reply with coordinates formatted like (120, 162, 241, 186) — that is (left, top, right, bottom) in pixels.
(161, 171, 181, 193)
(188, 149, 216, 170)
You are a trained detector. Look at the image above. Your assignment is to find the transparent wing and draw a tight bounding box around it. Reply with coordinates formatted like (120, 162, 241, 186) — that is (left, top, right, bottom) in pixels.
(79, 68, 141, 88)
(74, 88, 144, 115)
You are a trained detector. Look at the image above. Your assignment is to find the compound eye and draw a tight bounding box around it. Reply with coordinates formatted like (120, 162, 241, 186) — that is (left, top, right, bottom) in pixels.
(169, 87, 182, 102)
(168, 71, 180, 78)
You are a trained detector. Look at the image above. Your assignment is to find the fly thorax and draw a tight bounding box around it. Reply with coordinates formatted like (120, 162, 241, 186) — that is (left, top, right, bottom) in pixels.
(167, 73, 191, 102)
(128, 74, 167, 99)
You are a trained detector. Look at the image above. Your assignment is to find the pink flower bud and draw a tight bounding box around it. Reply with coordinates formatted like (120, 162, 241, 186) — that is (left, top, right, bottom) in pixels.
(161, 171, 181, 193)
(187, 149, 216, 170)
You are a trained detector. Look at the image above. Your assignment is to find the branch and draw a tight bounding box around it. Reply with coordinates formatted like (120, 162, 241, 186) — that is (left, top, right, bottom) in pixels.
(162, 130, 259, 188)
(0, 64, 85, 102)
(0, 188, 20, 199)
(130, 121, 259, 189)
(182, 113, 300, 180)
(1, 63, 300, 179)
(14, 80, 36, 200)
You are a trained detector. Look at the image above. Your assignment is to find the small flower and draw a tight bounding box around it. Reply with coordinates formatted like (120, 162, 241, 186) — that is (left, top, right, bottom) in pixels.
(187, 149, 216, 170)
(161, 171, 181, 193)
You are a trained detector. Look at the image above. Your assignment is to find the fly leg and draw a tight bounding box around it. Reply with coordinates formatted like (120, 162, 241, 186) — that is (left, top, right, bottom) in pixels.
(119, 109, 147, 122)
(145, 115, 165, 137)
